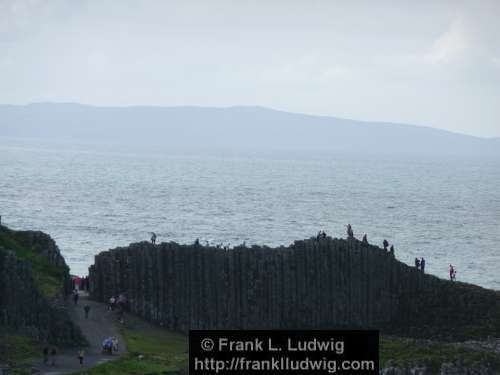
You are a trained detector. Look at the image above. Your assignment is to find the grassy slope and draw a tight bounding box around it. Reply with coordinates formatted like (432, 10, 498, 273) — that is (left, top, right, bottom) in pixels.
(0, 333, 41, 363)
(381, 336, 500, 371)
(0, 226, 70, 372)
(0, 226, 65, 297)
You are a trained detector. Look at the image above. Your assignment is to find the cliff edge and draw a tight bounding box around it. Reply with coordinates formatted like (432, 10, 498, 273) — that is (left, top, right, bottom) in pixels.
(0, 224, 84, 345)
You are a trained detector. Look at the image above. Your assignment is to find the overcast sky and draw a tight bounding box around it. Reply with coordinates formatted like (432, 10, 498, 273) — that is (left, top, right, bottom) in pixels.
(1, 0, 499, 137)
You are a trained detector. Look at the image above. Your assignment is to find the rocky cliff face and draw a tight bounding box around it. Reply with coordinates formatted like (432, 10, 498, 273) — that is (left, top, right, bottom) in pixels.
(0, 226, 84, 345)
(89, 237, 500, 339)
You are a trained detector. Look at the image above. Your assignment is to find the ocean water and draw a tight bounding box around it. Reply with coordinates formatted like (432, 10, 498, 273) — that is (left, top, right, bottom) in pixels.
(1, 138, 499, 290)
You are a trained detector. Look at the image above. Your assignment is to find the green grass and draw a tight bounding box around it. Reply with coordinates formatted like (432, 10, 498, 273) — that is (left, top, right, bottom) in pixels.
(0, 333, 41, 363)
(0, 227, 65, 298)
(381, 336, 500, 371)
(71, 314, 188, 375)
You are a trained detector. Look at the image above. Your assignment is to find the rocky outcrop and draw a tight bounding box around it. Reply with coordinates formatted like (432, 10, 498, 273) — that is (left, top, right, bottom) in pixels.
(89, 237, 500, 339)
(0, 225, 84, 345)
(381, 361, 495, 375)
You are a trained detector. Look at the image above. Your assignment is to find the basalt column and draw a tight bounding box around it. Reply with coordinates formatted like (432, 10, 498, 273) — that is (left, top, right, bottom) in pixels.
(89, 237, 500, 337)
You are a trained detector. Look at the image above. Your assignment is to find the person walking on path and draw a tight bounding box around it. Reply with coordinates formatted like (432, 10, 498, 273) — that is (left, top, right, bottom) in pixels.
(420, 257, 426, 273)
(84, 304, 91, 318)
(73, 290, 79, 305)
(50, 347, 57, 366)
(109, 296, 116, 311)
(42, 346, 49, 365)
(78, 349, 85, 367)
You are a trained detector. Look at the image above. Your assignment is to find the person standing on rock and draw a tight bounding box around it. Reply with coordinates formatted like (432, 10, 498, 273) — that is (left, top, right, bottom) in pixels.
(84, 304, 91, 318)
(383, 239, 389, 250)
(449, 264, 457, 281)
(420, 257, 425, 272)
(415, 257, 420, 269)
(151, 232, 157, 244)
(346, 224, 354, 238)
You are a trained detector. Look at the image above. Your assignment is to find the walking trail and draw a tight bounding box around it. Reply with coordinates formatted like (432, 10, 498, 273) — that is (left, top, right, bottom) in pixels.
(35, 292, 126, 375)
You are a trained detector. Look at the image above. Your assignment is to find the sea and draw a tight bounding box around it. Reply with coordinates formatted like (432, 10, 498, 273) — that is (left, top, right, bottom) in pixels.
(1, 137, 499, 290)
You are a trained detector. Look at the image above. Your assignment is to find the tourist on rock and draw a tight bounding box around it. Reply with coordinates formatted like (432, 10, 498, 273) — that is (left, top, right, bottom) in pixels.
(389, 245, 394, 254)
(383, 239, 389, 250)
(451, 266, 457, 281)
(415, 257, 420, 268)
(346, 224, 354, 238)
(420, 257, 426, 272)
(84, 304, 91, 318)
(150, 232, 157, 244)
(449, 264, 455, 281)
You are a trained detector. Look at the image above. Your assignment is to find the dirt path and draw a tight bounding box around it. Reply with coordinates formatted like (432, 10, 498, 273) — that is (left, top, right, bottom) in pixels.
(35, 292, 126, 375)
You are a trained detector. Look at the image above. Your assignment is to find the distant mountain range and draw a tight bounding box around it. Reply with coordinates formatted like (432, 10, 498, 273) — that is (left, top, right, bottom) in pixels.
(0, 103, 498, 156)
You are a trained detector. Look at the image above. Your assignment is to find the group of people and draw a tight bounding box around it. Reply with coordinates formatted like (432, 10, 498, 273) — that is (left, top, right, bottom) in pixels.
(72, 289, 92, 319)
(382, 239, 395, 255)
(102, 337, 119, 355)
(316, 230, 328, 240)
(414, 257, 426, 272)
(150, 225, 458, 281)
(42, 346, 58, 366)
(42, 345, 86, 368)
(346, 224, 461, 280)
(108, 294, 128, 324)
(71, 275, 90, 292)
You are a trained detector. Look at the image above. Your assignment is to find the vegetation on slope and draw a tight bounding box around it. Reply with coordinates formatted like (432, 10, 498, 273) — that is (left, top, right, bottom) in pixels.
(0, 333, 41, 364)
(0, 225, 66, 297)
(381, 336, 500, 371)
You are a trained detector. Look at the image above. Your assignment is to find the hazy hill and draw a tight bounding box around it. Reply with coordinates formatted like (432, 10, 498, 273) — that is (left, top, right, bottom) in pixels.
(1, 103, 498, 156)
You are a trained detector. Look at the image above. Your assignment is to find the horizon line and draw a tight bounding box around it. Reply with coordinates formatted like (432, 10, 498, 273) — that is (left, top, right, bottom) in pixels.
(1, 101, 499, 141)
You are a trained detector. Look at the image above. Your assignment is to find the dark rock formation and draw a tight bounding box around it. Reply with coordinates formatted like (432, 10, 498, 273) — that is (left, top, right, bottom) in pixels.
(381, 361, 495, 375)
(89, 237, 500, 339)
(0, 225, 84, 345)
